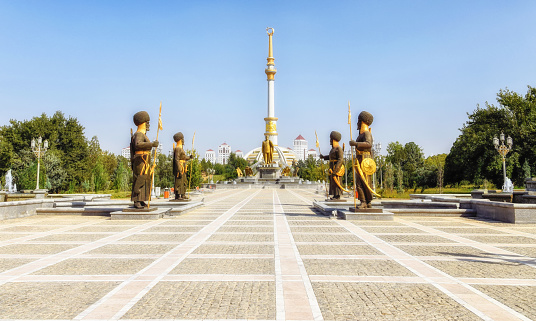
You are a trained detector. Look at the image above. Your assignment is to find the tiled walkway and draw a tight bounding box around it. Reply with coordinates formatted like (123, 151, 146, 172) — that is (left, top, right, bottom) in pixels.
(0, 188, 535, 320)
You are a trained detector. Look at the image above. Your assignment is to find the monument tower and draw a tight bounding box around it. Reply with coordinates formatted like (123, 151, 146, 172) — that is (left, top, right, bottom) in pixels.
(264, 27, 278, 145)
(245, 27, 296, 171)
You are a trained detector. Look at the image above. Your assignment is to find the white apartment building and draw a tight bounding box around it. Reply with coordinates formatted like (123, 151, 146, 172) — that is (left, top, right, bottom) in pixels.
(218, 143, 231, 164)
(293, 134, 308, 161)
(307, 149, 317, 159)
(235, 150, 244, 159)
(204, 149, 216, 163)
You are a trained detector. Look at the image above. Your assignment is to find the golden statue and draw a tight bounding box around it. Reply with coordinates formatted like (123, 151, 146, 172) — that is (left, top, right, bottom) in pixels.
(236, 167, 243, 177)
(262, 135, 274, 165)
(282, 167, 291, 176)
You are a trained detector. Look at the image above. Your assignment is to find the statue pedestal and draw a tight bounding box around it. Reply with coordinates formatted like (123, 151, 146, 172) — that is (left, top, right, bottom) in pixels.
(259, 165, 280, 179)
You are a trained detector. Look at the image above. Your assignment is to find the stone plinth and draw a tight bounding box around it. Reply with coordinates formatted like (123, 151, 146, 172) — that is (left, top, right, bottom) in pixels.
(111, 208, 170, 220)
(258, 165, 280, 179)
(472, 199, 536, 223)
(338, 208, 394, 220)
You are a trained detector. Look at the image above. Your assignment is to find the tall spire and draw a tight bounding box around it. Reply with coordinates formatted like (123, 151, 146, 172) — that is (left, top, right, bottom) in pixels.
(264, 27, 278, 145)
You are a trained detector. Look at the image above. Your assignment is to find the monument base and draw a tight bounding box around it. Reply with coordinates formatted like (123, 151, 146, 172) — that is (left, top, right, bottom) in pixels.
(122, 207, 158, 212)
(169, 198, 191, 202)
(259, 165, 280, 179)
(338, 208, 393, 221)
(112, 207, 169, 220)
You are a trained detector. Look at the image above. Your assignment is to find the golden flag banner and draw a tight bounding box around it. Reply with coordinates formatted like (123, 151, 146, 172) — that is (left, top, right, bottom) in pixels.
(315, 130, 319, 149)
(348, 101, 351, 125)
(158, 102, 163, 130)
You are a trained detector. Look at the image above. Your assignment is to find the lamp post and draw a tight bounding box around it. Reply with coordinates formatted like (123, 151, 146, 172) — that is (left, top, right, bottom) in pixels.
(373, 142, 382, 192)
(493, 132, 513, 192)
(31, 136, 48, 190)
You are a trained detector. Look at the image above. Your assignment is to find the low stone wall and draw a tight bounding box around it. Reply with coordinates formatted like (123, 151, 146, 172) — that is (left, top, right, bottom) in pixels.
(0, 199, 54, 221)
(472, 199, 536, 223)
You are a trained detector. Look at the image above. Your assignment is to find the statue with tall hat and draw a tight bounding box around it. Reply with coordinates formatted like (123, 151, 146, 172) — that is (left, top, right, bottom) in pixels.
(172, 132, 193, 200)
(130, 111, 159, 209)
(349, 111, 378, 208)
(320, 131, 345, 200)
(262, 135, 274, 165)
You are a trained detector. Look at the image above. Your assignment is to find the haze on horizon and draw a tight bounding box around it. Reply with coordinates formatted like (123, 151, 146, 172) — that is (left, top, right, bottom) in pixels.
(1, 1, 535, 158)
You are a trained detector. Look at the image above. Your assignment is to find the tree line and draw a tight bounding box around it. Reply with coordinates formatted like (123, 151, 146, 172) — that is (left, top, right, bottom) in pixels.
(0, 111, 201, 194)
(1, 86, 533, 194)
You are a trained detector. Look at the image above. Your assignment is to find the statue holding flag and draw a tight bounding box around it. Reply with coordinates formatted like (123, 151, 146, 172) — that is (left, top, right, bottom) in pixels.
(130, 110, 159, 209)
(319, 131, 347, 200)
(349, 110, 379, 209)
(172, 132, 193, 200)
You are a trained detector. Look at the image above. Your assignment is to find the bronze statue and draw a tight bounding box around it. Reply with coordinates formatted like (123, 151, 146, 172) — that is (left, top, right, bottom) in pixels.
(262, 135, 274, 165)
(131, 111, 159, 209)
(349, 111, 376, 208)
(244, 166, 254, 177)
(320, 131, 344, 200)
(282, 167, 291, 176)
(173, 132, 193, 200)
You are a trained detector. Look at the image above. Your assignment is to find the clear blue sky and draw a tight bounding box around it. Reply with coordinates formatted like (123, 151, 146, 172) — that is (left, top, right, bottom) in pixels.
(1, 0, 535, 157)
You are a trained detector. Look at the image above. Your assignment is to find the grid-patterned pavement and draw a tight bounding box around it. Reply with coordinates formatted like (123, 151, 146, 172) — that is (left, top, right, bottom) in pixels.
(1, 188, 536, 320)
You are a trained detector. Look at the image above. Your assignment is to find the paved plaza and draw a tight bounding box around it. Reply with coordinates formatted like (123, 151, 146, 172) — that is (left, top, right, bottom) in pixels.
(0, 188, 535, 320)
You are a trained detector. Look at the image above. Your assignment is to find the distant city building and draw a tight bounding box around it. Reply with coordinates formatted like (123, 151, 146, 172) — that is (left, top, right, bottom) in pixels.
(293, 134, 308, 161)
(204, 149, 216, 163)
(121, 147, 130, 159)
(307, 149, 317, 159)
(343, 148, 352, 159)
(218, 143, 231, 164)
(235, 150, 244, 159)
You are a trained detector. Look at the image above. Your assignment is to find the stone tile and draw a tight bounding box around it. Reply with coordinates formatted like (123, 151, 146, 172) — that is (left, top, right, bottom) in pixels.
(193, 244, 274, 254)
(377, 234, 453, 243)
(312, 282, 481, 320)
(425, 259, 536, 279)
(0, 233, 30, 241)
(0, 243, 78, 255)
(395, 245, 498, 258)
(462, 235, 536, 244)
(0, 258, 35, 272)
(297, 244, 382, 256)
(32, 258, 155, 275)
(121, 233, 193, 242)
(122, 281, 275, 320)
(208, 233, 274, 242)
(70, 226, 136, 233)
(287, 220, 338, 226)
(159, 220, 212, 225)
(290, 226, 349, 233)
(217, 226, 274, 233)
(303, 259, 415, 276)
(360, 226, 424, 234)
(351, 221, 407, 226)
(87, 244, 177, 255)
(293, 234, 363, 243)
(229, 215, 273, 220)
(435, 227, 508, 234)
(223, 220, 274, 226)
(34, 233, 110, 242)
(1, 225, 61, 232)
(171, 258, 274, 275)
(144, 226, 203, 233)
(414, 221, 475, 227)
(473, 285, 536, 320)
(0, 281, 119, 319)
(499, 246, 536, 258)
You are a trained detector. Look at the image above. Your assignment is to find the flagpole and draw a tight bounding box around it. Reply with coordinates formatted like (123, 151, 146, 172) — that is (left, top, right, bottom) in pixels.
(348, 101, 357, 210)
(148, 102, 162, 209)
(315, 130, 328, 199)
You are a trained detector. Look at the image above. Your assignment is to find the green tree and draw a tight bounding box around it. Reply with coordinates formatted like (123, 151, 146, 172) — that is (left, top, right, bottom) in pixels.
(112, 156, 131, 192)
(445, 86, 536, 187)
(43, 150, 66, 193)
(185, 150, 202, 189)
(154, 153, 173, 188)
